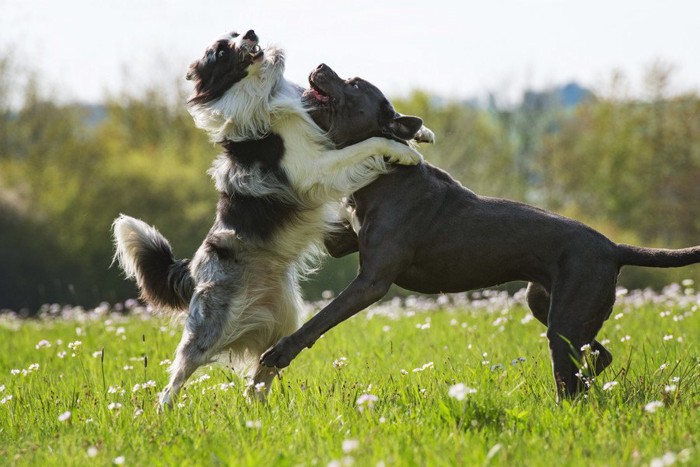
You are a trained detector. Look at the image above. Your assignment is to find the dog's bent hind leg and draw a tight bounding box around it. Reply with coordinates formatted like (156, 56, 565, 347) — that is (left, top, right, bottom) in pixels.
(526, 282, 613, 376)
(544, 263, 617, 399)
(159, 289, 228, 409)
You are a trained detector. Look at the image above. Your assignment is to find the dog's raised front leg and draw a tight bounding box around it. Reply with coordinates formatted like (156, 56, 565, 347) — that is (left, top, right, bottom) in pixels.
(323, 137, 423, 171)
(261, 241, 409, 369)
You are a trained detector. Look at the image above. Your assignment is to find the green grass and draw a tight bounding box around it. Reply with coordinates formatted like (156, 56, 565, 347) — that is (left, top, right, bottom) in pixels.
(1, 287, 698, 466)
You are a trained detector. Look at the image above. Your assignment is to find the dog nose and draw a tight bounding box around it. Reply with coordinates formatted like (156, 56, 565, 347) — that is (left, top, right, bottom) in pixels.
(316, 63, 329, 72)
(243, 30, 258, 42)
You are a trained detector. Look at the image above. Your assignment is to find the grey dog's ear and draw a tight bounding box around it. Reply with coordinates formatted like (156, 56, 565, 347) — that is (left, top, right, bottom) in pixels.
(413, 125, 435, 144)
(386, 114, 424, 141)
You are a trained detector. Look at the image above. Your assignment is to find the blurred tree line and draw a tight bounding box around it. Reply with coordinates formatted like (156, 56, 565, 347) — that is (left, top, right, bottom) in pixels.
(1, 57, 698, 313)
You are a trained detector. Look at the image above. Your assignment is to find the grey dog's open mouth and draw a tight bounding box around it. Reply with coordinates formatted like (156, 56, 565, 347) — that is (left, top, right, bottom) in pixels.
(307, 79, 330, 103)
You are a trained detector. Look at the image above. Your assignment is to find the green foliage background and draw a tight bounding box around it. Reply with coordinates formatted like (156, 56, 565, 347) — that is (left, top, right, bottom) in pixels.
(1, 57, 698, 312)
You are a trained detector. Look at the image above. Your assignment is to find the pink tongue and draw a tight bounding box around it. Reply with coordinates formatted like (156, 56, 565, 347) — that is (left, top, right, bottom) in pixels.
(313, 89, 329, 102)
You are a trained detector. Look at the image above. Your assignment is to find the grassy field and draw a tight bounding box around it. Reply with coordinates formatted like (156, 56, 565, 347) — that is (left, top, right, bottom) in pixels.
(0, 285, 698, 466)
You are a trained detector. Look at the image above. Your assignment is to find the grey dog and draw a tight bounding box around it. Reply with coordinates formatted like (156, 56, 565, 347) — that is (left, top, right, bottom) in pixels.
(261, 64, 700, 399)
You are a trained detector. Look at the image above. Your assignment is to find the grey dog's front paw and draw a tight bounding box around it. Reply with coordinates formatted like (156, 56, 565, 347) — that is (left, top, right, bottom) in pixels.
(260, 336, 301, 369)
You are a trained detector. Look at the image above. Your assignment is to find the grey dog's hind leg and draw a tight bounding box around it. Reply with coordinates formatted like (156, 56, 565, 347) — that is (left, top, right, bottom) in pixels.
(526, 282, 613, 377)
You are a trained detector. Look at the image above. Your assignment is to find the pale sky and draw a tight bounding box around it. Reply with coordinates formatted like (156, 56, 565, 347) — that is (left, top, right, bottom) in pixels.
(2, 0, 699, 104)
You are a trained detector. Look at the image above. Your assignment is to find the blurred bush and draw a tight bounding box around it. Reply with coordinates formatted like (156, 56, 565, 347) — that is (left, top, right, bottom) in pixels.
(0, 57, 698, 312)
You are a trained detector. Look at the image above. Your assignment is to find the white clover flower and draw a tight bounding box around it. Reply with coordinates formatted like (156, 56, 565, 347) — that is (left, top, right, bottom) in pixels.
(58, 411, 71, 422)
(342, 439, 359, 453)
(644, 400, 664, 413)
(448, 383, 477, 401)
(108, 402, 122, 411)
(67, 341, 82, 350)
(650, 451, 677, 467)
(356, 394, 378, 411)
(602, 381, 618, 391)
(333, 357, 348, 369)
(35, 340, 51, 349)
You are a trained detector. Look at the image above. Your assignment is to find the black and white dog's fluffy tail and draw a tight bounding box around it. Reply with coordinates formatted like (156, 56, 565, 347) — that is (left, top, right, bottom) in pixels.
(112, 215, 194, 310)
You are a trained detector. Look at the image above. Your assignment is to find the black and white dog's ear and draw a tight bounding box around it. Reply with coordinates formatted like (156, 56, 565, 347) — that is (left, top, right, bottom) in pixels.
(413, 125, 435, 144)
(386, 114, 424, 141)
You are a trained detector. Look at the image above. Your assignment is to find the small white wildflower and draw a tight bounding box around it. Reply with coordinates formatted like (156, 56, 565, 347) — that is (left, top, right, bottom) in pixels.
(659, 363, 668, 371)
(27, 363, 39, 372)
(400, 369, 408, 375)
(412, 362, 434, 373)
(333, 357, 348, 369)
(254, 382, 266, 392)
(87, 446, 98, 458)
(0, 385, 4, 392)
(159, 359, 172, 366)
(67, 341, 82, 350)
(602, 381, 618, 391)
(342, 439, 359, 453)
(35, 340, 51, 349)
(108, 386, 124, 395)
(580, 344, 592, 353)
(123, 365, 134, 371)
(650, 451, 677, 467)
(613, 313, 624, 320)
(644, 400, 664, 413)
(620, 335, 631, 342)
(10, 369, 20, 376)
(382, 325, 391, 332)
(58, 411, 71, 422)
(113, 456, 125, 465)
(662, 335, 673, 341)
(85, 418, 94, 424)
(245, 420, 262, 429)
(57, 351, 67, 359)
(664, 384, 677, 393)
(356, 394, 378, 411)
(670, 376, 680, 383)
(448, 383, 477, 401)
(1, 395, 13, 404)
(92, 351, 103, 358)
(115, 327, 125, 336)
(133, 408, 144, 418)
(108, 402, 122, 411)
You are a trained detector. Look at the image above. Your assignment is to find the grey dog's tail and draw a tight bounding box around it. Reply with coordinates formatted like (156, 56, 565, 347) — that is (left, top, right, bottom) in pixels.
(617, 243, 700, 269)
(112, 215, 194, 310)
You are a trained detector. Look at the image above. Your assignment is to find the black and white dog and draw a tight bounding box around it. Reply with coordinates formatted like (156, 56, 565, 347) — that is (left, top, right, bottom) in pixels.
(112, 30, 425, 407)
(260, 64, 700, 399)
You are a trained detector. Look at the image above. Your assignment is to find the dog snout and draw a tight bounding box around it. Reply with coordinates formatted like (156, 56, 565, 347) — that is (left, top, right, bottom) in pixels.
(242, 30, 258, 44)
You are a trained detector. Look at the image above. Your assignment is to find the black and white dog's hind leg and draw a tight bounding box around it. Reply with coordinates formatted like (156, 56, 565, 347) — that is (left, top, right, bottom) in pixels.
(112, 215, 194, 310)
